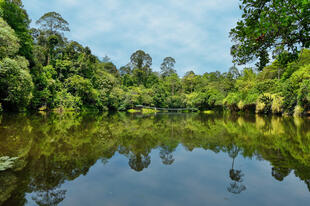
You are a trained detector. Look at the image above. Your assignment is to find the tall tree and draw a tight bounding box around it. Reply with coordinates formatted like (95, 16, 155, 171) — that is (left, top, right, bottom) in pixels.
(36, 12, 70, 35)
(130, 50, 152, 86)
(230, 0, 310, 71)
(130, 50, 152, 70)
(160, 57, 176, 78)
(35, 12, 70, 65)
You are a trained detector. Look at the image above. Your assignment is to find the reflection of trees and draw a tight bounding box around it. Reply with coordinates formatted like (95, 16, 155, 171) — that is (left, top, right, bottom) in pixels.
(272, 166, 291, 181)
(32, 188, 66, 206)
(1, 113, 310, 204)
(227, 145, 246, 194)
(0, 172, 18, 205)
(227, 182, 246, 194)
(128, 153, 151, 172)
(28, 156, 68, 206)
(159, 146, 175, 165)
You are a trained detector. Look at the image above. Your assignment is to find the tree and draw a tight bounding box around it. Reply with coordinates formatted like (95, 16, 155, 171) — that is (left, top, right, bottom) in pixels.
(65, 75, 99, 107)
(36, 12, 70, 34)
(160, 57, 176, 78)
(0, 57, 33, 111)
(119, 64, 132, 76)
(130, 50, 152, 70)
(0, 0, 33, 62)
(0, 17, 20, 59)
(129, 50, 153, 86)
(230, 0, 310, 71)
(165, 73, 181, 96)
(182, 71, 196, 93)
(103, 62, 119, 77)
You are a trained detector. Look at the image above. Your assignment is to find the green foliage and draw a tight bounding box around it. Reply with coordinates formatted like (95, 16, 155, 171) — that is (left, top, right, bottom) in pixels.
(294, 105, 304, 117)
(271, 95, 284, 114)
(0, 57, 33, 111)
(298, 80, 310, 109)
(0, 17, 20, 59)
(141, 108, 157, 114)
(0, 156, 18, 171)
(128, 109, 140, 113)
(281, 64, 310, 114)
(65, 75, 100, 109)
(0, 3, 309, 115)
(230, 0, 310, 70)
(1, 113, 310, 204)
(108, 87, 126, 110)
(130, 50, 153, 86)
(102, 62, 119, 77)
(54, 88, 82, 111)
(31, 65, 57, 109)
(0, 0, 33, 61)
(256, 93, 273, 114)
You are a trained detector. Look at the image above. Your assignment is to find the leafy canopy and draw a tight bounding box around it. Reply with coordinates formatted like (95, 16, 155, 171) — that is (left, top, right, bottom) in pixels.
(36, 11, 70, 34)
(230, 0, 310, 70)
(0, 17, 20, 59)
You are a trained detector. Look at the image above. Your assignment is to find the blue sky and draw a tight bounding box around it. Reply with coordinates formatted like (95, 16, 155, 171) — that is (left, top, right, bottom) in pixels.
(23, 0, 242, 76)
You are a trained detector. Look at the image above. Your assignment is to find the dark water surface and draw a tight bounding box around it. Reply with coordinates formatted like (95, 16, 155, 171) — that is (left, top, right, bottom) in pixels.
(1, 112, 310, 206)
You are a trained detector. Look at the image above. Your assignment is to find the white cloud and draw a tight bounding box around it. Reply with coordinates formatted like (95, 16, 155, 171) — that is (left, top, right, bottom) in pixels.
(23, 0, 242, 76)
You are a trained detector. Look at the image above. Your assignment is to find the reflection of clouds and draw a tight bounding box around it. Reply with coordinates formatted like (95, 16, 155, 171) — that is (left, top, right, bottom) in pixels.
(28, 146, 310, 206)
(13, 113, 310, 205)
(59, 148, 234, 205)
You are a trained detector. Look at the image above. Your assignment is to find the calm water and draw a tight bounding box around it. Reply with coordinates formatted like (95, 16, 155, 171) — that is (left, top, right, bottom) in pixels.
(1, 112, 310, 206)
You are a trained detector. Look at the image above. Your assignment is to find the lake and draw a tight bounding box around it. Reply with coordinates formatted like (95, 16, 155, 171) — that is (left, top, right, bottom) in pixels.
(0, 112, 310, 206)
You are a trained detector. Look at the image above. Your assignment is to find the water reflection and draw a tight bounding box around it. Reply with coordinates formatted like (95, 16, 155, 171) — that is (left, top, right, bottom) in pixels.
(0, 113, 310, 205)
(227, 145, 246, 194)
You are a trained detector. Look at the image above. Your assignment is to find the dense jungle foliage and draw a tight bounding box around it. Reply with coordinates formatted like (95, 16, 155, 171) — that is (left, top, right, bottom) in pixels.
(0, 0, 309, 115)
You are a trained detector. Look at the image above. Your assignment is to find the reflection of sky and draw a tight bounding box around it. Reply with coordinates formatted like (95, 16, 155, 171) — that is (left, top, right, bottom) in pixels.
(26, 146, 310, 206)
(23, 0, 242, 76)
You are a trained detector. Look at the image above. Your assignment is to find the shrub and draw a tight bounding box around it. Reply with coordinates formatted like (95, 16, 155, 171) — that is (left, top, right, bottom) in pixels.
(54, 89, 82, 111)
(237, 101, 245, 110)
(256, 93, 273, 114)
(298, 80, 310, 110)
(272, 95, 284, 114)
(0, 57, 33, 111)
